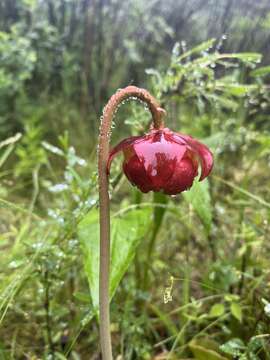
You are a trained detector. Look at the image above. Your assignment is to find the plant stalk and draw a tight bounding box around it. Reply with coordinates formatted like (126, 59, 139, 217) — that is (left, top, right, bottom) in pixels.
(98, 86, 165, 360)
(44, 269, 54, 359)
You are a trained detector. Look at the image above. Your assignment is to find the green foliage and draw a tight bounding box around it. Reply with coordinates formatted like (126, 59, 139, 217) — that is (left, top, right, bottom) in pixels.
(15, 116, 47, 178)
(209, 303, 225, 318)
(251, 65, 270, 77)
(0, 0, 270, 358)
(184, 179, 212, 234)
(219, 337, 265, 359)
(78, 207, 152, 312)
(147, 40, 261, 116)
(189, 339, 229, 360)
(0, 27, 37, 135)
(0, 28, 36, 96)
(230, 301, 243, 323)
(220, 338, 246, 357)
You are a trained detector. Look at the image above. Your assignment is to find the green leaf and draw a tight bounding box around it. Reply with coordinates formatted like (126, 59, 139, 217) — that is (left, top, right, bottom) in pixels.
(220, 53, 262, 64)
(78, 207, 151, 312)
(183, 179, 212, 234)
(209, 303, 225, 318)
(215, 82, 257, 96)
(189, 339, 229, 360)
(78, 210, 100, 310)
(110, 208, 151, 297)
(73, 291, 91, 303)
(230, 302, 242, 322)
(220, 338, 246, 356)
(208, 94, 239, 111)
(250, 65, 270, 77)
(178, 38, 216, 61)
(55, 352, 68, 360)
(248, 336, 263, 353)
(224, 294, 240, 302)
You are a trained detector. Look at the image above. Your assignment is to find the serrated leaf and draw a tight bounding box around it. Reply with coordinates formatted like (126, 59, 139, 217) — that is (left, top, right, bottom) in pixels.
(183, 178, 212, 234)
(78, 207, 151, 312)
(230, 302, 242, 322)
(209, 303, 225, 318)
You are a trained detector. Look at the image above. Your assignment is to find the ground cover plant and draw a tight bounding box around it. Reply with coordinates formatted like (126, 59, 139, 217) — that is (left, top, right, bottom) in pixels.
(0, 0, 270, 359)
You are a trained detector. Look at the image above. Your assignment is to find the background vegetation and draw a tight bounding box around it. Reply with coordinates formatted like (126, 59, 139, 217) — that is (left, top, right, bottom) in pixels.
(0, 0, 270, 358)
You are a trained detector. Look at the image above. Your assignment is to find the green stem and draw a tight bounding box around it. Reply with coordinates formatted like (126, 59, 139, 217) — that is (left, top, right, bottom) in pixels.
(44, 268, 55, 359)
(98, 86, 165, 359)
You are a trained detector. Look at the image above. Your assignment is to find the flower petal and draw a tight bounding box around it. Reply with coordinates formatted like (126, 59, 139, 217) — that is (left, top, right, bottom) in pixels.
(163, 154, 198, 195)
(107, 135, 144, 174)
(123, 154, 154, 193)
(171, 133, 213, 180)
(133, 131, 187, 190)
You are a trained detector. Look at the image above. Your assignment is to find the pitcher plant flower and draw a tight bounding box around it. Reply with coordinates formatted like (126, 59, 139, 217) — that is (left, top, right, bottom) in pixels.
(97, 86, 213, 360)
(108, 127, 213, 195)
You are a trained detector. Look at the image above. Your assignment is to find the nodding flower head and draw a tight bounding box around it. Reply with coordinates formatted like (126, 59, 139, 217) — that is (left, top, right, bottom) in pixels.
(108, 127, 213, 195)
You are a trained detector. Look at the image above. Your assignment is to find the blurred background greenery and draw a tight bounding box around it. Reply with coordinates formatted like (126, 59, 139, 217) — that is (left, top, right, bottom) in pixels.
(0, 0, 270, 359)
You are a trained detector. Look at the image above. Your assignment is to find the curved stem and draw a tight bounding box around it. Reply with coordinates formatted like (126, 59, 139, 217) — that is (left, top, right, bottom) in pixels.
(98, 86, 165, 360)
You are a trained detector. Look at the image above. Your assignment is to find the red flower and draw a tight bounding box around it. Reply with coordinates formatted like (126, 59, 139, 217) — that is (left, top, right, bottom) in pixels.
(108, 127, 213, 195)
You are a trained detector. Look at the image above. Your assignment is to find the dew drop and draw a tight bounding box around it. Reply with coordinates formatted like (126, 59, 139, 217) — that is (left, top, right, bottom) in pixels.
(49, 183, 68, 193)
(180, 40, 187, 53)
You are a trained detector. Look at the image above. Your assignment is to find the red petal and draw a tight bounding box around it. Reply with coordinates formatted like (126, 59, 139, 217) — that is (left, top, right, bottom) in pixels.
(133, 132, 187, 191)
(123, 154, 153, 193)
(107, 135, 144, 174)
(171, 133, 213, 181)
(163, 155, 198, 195)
